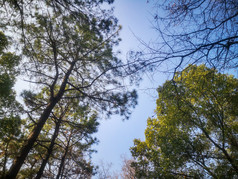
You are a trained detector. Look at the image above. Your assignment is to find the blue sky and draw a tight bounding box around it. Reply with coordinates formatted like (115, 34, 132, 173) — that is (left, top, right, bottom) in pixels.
(92, 0, 167, 174)
(13, 0, 168, 175)
(91, 1, 238, 174)
(11, 0, 238, 177)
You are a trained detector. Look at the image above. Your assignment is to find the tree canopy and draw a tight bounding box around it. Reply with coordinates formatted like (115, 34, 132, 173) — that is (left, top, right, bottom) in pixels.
(131, 65, 238, 178)
(0, 31, 22, 178)
(0, 0, 137, 178)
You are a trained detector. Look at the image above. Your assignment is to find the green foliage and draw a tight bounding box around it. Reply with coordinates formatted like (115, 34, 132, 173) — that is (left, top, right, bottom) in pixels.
(0, 73, 13, 97)
(1, 0, 137, 178)
(0, 31, 8, 53)
(131, 65, 238, 178)
(16, 101, 99, 178)
(0, 116, 21, 139)
(0, 31, 23, 179)
(0, 32, 20, 97)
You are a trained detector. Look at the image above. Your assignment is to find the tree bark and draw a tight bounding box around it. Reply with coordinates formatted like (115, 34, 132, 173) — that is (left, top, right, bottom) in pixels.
(56, 135, 71, 179)
(35, 119, 61, 179)
(6, 62, 75, 179)
(5, 100, 58, 179)
(2, 141, 10, 178)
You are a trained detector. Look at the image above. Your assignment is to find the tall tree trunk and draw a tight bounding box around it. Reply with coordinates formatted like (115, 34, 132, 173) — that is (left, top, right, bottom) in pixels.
(2, 141, 10, 178)
(6, 100, 58, 179)
(35, 119, 61, 179)
(56, 135, 71, 179)
(6, 62, 75, 179)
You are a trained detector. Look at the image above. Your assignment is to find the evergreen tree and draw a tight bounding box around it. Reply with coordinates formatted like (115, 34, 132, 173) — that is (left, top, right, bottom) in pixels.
(0, 1, 137, 178)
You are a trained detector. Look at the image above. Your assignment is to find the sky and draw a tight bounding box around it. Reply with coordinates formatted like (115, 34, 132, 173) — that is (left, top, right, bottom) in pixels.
(90, 1, 238, 174)
(13, 0, 169, 176)
(11, 0, 238, 177)
(92, 0, 168, 174)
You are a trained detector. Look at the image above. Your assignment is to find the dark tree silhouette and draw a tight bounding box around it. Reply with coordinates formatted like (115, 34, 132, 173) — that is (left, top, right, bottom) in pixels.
(128, 0, 238, 76)
(0, 0, 137, 178)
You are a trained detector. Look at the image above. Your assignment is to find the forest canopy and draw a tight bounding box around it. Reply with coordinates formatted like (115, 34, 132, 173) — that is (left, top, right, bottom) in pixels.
(0, 0, 137, 178)
(0, 0, 237, 178)
(131, 65, 238, 178)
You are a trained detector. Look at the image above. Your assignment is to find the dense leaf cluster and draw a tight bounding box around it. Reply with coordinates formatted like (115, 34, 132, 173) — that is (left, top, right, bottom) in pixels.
(131, 65, 238, 178)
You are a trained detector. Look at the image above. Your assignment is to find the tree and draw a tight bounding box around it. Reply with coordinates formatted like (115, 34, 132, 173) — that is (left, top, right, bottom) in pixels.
(131, 65, 238, 178)
(0, 0, 137, 178)
(0, 31, 21, 117)
(120, 156, 136, 179)
(128, 0, 238, 77)
(95, 160, 120, 179)
(16, 96, 99, 178)
(95, 156, 136, 179)
(0, 31, 23, 178)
